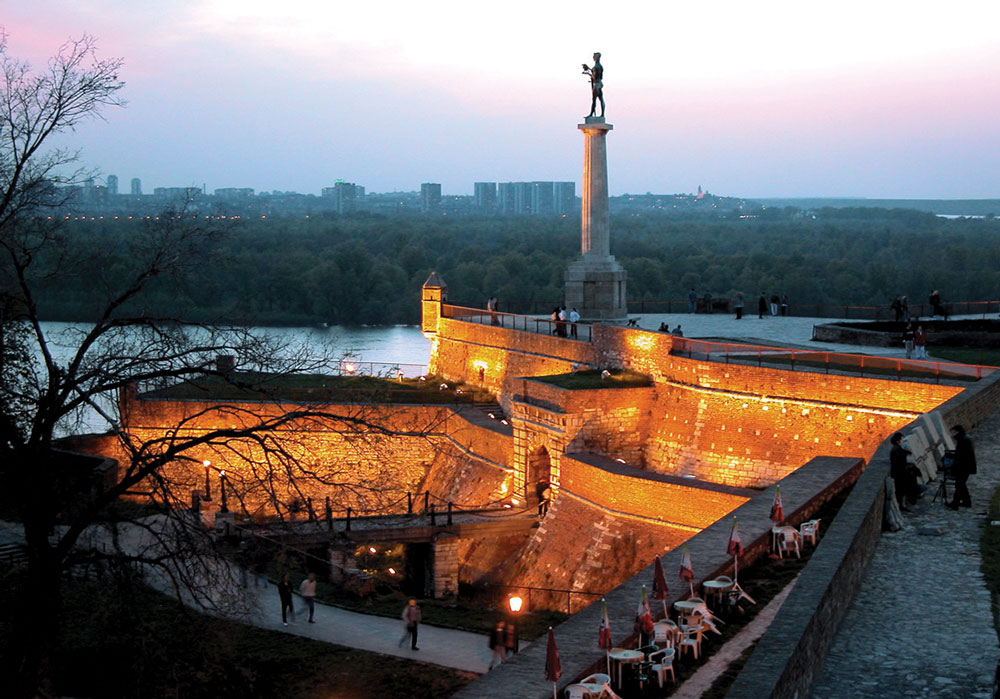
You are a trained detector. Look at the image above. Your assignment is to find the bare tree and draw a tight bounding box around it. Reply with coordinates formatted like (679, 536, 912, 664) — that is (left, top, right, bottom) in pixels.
(0, 33, 440, 697)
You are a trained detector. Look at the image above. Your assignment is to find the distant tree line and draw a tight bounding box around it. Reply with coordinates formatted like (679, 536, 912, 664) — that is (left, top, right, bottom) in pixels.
(25, 207, 1000, 326)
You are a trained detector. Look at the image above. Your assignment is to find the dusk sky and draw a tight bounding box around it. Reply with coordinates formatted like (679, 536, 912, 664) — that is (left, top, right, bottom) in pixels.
(4, 1, 999, 199)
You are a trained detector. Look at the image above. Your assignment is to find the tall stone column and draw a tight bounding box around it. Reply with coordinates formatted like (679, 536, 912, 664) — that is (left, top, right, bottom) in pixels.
(565, 117, 627, 321)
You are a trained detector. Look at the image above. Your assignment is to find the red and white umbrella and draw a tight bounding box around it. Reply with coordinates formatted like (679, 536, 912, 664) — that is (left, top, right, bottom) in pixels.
(635, 585, 654, 648)
(727, 516, 744, 581)
(652, 554, 669, 618)
(545, 627, 562, 699)
(770, 485, 784, 524)
(598, 598, 613, 674)
(678, 542, 694, 596)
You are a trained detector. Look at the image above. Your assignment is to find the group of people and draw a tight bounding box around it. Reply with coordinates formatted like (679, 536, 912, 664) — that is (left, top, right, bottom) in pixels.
(902, 323, 928, 359)
(890, 424, 977, 513)
(277, 572, 317, 626)
(487, 620, 520, 669)
(757, 292, 789, 318)
(549, 306, 581, 337)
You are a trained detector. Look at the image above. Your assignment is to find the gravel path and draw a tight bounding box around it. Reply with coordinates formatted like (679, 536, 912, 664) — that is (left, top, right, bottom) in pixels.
(811, 413, 1000, 698)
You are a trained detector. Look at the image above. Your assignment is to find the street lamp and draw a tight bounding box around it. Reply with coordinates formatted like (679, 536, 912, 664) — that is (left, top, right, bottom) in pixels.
(219, 469, 229, 513)
(203, 460, 212, 500)
(508, 594, 524, 614)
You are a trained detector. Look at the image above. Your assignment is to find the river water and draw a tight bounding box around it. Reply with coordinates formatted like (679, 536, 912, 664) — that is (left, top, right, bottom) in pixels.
(37, 321, 432, 435)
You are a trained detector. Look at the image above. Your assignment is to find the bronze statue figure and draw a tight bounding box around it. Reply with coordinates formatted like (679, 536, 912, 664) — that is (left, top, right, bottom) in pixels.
(582, 52, 604, 118)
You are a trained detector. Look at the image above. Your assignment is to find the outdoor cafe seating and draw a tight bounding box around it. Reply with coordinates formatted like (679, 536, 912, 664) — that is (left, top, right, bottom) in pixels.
(653, 619, 678, 648)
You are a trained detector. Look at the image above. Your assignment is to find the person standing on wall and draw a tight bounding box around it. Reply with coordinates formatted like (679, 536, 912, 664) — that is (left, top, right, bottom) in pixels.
(688, 288, 697, 313)
(569, 307, 580, 338)
(780, 294, 789, 316)
(278, 573, 295, 626)
(758, 292, 767, 319)
(734, 293, 744, 320)
(300, 571, 317, 623)
(947, 425, 976, 510)
(399, 598, 422, 650)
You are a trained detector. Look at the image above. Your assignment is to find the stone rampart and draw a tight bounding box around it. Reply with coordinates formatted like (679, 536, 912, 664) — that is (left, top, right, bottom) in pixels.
(725, 369, 1000, 699)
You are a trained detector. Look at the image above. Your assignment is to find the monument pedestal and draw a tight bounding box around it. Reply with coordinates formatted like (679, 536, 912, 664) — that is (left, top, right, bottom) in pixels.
(565, 117, 627, 322)
(565, 254, 627, 321)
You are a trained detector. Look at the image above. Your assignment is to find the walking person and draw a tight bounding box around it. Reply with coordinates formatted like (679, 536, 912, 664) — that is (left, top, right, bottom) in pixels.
(488, 621, 507, 669)
(947, 425, 976, 510)
(399, 598, 421, 650)
(769, 293, 779, 317)
(278, 573, 295, 626)
(504, 620, 519, 657)
(758, 292, 767, 319)
(734, 293, 744, 320)
(300, 572, 317, 623)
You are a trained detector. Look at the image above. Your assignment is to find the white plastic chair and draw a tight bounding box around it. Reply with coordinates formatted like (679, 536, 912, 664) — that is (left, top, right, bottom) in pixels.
(581, 673, 611, 686)
(679, 625, 703, 660)
(779, 526, 801, 558)
(800, 519, 821, 547)
(653, 620, 676, 648)
(649, 647, 676, 686)
(565, 684, 590, 699)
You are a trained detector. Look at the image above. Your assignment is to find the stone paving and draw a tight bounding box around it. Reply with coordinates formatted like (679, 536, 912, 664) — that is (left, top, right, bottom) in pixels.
(810, 410, 1000, 698)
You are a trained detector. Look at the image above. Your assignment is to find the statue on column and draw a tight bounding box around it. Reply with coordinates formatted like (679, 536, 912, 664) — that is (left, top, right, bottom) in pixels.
(582, 52, 605, 118)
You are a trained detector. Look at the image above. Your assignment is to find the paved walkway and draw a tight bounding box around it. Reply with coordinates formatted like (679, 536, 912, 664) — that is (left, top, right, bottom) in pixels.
(242, 580, 498, 673)
(810, 412, 1000, 698)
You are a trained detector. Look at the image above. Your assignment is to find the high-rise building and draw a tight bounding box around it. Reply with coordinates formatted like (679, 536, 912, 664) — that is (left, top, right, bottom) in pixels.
(421, 182, 442, 213)
(131, 178, 142, 196)
(474, 182, 497, 213)
(554, 181, 576, 215)
(530, 182, 554, 214)
(512, 182, 532, 214)
(497, 182, 515, 214)
(321, 181, 361, 214)
(106, 174, 118, 196)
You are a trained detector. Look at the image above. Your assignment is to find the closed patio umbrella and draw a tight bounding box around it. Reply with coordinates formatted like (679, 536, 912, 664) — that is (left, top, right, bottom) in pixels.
(652, 554, 669, 618)
(727, 516, 744, 582)
(770, 485, 784, 524)
(679, 542, 694, 596)
(545, 627, 561, 699)
(635, 584, 654, 648)
(598, 598, 613, 675)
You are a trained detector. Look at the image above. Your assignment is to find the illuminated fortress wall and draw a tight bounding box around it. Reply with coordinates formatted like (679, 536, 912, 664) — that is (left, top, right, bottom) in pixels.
(116, 395, 513, 515)
(428, 317, 963, 490)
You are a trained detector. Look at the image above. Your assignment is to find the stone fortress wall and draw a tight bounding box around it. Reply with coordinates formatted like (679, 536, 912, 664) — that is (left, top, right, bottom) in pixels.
(422, 287, 962, 596)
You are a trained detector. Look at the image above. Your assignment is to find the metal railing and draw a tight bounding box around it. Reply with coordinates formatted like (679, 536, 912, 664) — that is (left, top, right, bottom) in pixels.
(671, 337, 996, 382)
(485, 582, 603, 615)
(467, 298, 1000, 321)
(442, 304, 594, 342)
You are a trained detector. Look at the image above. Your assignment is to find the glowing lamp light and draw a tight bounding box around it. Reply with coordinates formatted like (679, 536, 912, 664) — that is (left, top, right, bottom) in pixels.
(601, 369, 611, 379)
(419, 375, 427, 381)
(388, 568, 396, 575)
(203, 460, 211, 468)
(488, 412, 496, 419)
(503, 503, 512, 509)
(508, 595, 524, 613)
(501, 419, 509, 425)
(615, 458, 626, 464)
(369, 547, 377, 554)
(511, 498, 519, 506)
(500, 482, 509, 495)
(343, 362, 356, 375)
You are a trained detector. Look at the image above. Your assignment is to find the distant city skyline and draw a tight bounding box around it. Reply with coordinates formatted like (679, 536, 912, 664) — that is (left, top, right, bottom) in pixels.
(4, 2, 999, 199)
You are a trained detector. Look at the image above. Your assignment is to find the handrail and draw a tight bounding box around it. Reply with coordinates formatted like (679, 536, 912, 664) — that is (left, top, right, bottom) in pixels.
(485, 582, 603, 615)
(460, 298, 1000, 320)
(441, 304, 593, 342)
(671, 337, 996, 382)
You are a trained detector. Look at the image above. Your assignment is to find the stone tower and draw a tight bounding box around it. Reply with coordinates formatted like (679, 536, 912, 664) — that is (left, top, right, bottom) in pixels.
(564, 116, 627, 321)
